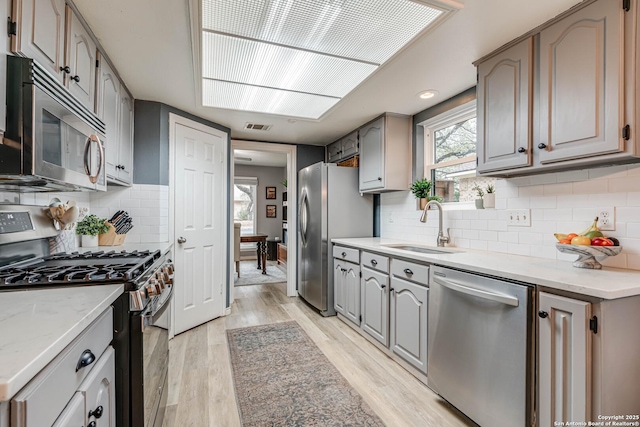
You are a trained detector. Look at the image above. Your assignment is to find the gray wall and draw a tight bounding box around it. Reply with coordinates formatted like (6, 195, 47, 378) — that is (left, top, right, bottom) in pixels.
(133, 100, 231, 185)
(234, 164, 286, 241)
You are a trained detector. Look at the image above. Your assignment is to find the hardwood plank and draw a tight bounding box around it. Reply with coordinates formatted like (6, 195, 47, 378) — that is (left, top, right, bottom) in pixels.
(165, 281, 474, 427)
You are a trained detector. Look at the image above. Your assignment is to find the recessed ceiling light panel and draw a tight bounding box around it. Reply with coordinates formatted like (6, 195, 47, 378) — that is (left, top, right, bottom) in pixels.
(199, 0, 453, 118)
(203, 32, 377, 98)
(418, 89, 439, 99)
(203, 79, 340, 119)
(202, 0, 444, 64)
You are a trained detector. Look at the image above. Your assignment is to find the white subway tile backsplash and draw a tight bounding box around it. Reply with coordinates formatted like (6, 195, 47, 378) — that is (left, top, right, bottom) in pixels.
(573, 179, 607, 195)
(507, 243, 530, 256)
(469, 240, 488, 251)
(588, 165, 627, 180)
(608, 177, 640, 193)
(478, 230, 498, 241)
(529, 197, 557, 209)
(626, 223, 640, 238)
(498, 231, 519, 243)
(543, 183, 573, 196)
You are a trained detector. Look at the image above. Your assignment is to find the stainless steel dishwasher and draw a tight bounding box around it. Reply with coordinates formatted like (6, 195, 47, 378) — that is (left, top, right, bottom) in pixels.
(428, 266, 534, 427)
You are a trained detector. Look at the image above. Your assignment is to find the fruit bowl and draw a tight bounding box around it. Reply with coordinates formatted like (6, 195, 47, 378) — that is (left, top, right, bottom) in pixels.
(555, 244, 623, 269)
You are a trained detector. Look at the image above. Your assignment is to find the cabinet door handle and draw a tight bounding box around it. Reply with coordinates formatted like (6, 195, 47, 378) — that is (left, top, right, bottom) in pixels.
(404, 268, 413, 275)
(389, 287, 394, 293)
(70, 75, 80, 83)
(538, 310, 549, 318)
(517, 147, 526, 153)
(370, 259, 377, 266)
(76, 349, 96, 372)
(88, 422, 97, 427)
(59, 65, 71, 74)
(380, 284, 386, 289)
(377, 177, 382, 181)
(341, 252, 347, 257)
(89, 405, 104, 419)
(537, 143, 547, 150)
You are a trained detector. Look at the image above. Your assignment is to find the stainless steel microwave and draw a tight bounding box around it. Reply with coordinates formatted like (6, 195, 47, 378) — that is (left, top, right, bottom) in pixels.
(0, 55, 106, 192)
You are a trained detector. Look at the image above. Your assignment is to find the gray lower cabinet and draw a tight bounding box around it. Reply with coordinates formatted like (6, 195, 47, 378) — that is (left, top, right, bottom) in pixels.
(361, 266, 389, 346)
(10, 308, 114, 427)
(333, 257, 360, 326)
(51, 393, 84, 427)
(390, 276, 429, 374)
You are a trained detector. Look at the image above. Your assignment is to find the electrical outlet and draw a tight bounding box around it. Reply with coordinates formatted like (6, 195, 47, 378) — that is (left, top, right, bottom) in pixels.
(597, 208, 615, 231)
(507, 209, 531, 227)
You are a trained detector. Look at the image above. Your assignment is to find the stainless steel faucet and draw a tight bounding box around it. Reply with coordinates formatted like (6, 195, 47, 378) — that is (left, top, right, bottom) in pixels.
(420, 200, 450, 247)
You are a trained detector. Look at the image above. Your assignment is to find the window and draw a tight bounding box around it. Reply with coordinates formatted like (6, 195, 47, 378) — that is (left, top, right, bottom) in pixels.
(233, 177, 257, 236)
(420, 101, 495, 204)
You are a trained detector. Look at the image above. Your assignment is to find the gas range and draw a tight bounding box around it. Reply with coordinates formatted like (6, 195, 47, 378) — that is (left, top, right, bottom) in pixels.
(0, 205, 173, 427)
(0, 250, 161, 288)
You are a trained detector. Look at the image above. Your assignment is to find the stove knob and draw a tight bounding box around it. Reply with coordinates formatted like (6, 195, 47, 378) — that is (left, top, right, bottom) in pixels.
(146, 284, 157, 297)
(167, 264, 174, 275)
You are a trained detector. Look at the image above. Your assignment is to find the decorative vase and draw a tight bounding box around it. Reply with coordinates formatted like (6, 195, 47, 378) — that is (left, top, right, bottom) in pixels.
(484, 193, 495, 209)
(475, 199, 484, 209)
(81, 234, 99, 248)
(49, 230, 78, 254)
(419, 198, 428, 210)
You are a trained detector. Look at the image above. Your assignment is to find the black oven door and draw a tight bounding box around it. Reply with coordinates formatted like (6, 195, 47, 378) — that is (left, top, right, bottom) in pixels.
(133, 286, 172, 427)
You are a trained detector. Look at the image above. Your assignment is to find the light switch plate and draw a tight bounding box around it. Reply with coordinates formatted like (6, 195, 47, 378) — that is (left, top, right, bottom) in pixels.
(507, 209, 531, 227)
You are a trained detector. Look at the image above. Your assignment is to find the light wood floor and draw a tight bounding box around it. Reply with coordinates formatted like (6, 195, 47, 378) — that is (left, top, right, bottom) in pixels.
(163, 283, 475, 427)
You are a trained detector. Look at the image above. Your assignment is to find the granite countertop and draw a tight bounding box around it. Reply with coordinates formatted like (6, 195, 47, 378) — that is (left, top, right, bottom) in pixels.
(0, 285, 123, 402)
(332, 237, 640, 300)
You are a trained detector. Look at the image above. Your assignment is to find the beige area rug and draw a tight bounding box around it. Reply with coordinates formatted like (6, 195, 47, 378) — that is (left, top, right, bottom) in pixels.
(234, 260, 287, 286)
(226, 321, 386, 427)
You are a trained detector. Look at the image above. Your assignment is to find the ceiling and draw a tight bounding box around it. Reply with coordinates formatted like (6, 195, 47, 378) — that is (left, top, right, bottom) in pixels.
(73, 0, 581, 146)
(234, 149, 287, 167)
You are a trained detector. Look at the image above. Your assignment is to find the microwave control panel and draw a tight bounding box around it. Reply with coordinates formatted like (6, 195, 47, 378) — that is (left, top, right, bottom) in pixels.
(0, 212, 34, 234)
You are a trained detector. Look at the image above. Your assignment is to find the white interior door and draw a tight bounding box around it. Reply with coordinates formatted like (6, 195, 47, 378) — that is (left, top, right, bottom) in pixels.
(173, 119, 227, 335)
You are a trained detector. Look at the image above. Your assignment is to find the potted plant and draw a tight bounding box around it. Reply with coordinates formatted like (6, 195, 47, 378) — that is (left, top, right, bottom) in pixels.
(410, 178, 443, 209)
(484, 184, 496, 209)
(473, 185, 485, 209)
(76, 214, 109, 247)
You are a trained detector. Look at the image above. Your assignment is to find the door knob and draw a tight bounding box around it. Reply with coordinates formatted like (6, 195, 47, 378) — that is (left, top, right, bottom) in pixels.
(70, 75, 80, 83)
(177, 237, 187, 244)
(517, 147, 526, 153)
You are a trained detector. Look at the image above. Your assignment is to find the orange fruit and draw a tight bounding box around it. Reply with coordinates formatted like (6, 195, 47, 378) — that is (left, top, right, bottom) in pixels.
(566, 233, 578, 240)
(559, 238, 572, 244)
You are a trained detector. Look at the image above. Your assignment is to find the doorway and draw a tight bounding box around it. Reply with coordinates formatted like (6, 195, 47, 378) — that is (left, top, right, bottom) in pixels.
(229, 140, 297, 305)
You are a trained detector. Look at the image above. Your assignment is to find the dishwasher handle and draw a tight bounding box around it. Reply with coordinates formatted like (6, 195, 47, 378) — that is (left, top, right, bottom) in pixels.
(434, 277, 519, 307)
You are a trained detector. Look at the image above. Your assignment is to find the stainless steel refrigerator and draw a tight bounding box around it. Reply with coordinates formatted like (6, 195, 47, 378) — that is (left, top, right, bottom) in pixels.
(297, 162, 373, 316)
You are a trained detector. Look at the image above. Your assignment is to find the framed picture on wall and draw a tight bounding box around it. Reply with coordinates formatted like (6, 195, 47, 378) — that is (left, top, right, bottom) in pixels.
(266, 187, 277, 199)
(266, 205, 277, 218)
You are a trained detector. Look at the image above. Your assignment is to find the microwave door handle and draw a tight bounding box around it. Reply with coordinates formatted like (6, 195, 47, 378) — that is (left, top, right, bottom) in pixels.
(88, 134, 104, 184)
(83, 136, 92, 176)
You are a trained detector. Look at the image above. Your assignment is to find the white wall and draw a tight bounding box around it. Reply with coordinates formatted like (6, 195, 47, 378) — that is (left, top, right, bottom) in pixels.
(381, 164, 640, 270)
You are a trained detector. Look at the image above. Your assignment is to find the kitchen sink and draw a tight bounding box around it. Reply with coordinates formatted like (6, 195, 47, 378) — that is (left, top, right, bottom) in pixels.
(382, 244, 463, 254)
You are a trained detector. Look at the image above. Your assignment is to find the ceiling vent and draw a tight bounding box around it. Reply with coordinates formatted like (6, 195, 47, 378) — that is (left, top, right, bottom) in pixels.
(244, 123, 272, 131)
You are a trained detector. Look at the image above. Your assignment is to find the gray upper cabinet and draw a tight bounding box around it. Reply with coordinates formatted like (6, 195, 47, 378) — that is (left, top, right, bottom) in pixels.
(341, 131, 358, 159)
(476, 0, 636, 176)
(327, 140, 343, 163)
(359, 114, 411, 193)
(477, 37, 533, 173)
(97, 54, 133, 185)
(11, 0, 67, 85)
(98, 57, 120, 180)
(538, 0, 624, 164)
(117, 91, 134, 184)
(327, 131, 359, 163)
(66, 7, 97, 110)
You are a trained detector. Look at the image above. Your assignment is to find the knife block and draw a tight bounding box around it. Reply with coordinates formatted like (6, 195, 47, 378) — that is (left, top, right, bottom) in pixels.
(99, 221, 126, 246)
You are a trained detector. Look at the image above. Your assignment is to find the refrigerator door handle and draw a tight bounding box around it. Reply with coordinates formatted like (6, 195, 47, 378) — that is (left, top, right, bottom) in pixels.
(299, 190, 308, 247)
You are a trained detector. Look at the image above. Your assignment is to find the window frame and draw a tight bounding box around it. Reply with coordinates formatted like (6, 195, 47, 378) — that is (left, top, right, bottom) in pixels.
(418, 100, 477, 207)
(233, 177, 258, 237)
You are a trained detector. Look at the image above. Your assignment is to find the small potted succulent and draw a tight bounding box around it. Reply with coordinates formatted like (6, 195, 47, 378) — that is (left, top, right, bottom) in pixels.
(484, 184, 496, 209)
(473, 185, 485, 209)
(76, 214, 109, 247)
(410, 178, 443, 209)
